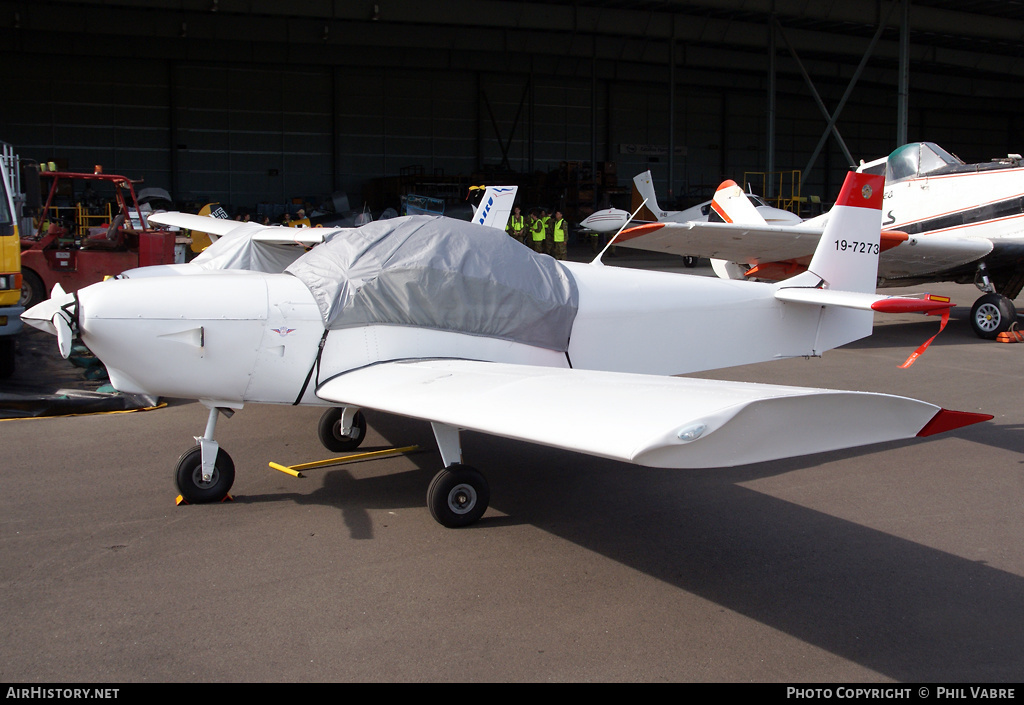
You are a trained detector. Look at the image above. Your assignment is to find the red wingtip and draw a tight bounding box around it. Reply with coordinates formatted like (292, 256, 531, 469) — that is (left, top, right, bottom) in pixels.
(917, 409, 993, 437)
(715, 179, 739, 192)
(835, 172, 885, 211)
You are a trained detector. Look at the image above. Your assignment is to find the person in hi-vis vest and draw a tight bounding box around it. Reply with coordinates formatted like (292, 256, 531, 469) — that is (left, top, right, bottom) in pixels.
(551, 210, 568, 260)
(528, 210, 546, 254)
(506, 206, 525, 244)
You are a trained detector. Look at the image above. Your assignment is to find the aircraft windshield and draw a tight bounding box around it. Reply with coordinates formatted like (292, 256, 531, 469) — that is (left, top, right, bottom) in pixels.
(886, 142, 963, 183)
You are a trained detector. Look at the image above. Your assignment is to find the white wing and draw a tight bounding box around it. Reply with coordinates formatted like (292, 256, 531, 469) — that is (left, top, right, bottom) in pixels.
(149, 212, 328, 245)
(617, 220, 823, 263)
(315, 358, 967, 469)
(616, 220, 994, 281)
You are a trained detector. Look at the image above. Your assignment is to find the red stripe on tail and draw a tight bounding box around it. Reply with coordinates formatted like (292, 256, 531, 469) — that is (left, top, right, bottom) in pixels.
(834, 172, 884, 210)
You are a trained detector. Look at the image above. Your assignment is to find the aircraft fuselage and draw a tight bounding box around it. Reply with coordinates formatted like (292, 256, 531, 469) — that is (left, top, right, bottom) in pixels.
(74, 262, 861, 409)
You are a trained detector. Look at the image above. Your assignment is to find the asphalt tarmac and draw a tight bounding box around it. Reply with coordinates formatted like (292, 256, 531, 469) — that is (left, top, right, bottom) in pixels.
(2, 251, 1022, 682)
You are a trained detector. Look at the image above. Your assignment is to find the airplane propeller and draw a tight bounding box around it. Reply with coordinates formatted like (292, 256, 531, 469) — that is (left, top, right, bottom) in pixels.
(22, 283, 79, 359)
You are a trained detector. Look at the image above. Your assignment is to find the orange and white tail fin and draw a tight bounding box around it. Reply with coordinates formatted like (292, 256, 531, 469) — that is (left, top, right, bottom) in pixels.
(707, 180, 767, 279)
(709, 180, 766, 225)
(775, 171, 954, 365)
(802, 171, 884, 294)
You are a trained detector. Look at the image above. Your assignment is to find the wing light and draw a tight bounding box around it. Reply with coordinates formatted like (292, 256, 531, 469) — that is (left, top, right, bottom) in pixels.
(676, 423, 707, 442)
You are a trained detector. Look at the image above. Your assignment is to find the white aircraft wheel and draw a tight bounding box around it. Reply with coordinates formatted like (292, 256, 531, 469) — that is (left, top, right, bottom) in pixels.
(427, 464, 490, 528)
(317, 407, 366, 452)
(970, 293, 1018, 339)
(174, 445, 235, 504)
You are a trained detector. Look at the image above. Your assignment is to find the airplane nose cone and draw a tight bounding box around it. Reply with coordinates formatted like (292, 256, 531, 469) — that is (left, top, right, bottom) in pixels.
(21, 284, 77, 358)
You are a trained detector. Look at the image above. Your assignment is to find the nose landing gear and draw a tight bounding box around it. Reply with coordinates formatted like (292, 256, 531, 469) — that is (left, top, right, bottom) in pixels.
(173, 406, 236, 504)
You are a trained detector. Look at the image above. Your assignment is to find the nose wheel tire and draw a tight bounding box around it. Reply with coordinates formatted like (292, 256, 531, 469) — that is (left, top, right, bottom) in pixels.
(317, 407, 367, 452)
(427, 464, 490, 528)
(174, 445, 235, 504)
(970, 293, 1017, 339)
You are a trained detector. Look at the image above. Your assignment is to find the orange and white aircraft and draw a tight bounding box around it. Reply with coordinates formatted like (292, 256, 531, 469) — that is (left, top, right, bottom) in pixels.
(615, 143, 1024, 339)
(579, 169, 800, 236)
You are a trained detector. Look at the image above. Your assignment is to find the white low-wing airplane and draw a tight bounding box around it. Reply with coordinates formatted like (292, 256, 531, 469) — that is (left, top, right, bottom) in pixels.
(22, 171, 989, 528)
(616, 143, 1024, 339)
(579, 169, 802, 234)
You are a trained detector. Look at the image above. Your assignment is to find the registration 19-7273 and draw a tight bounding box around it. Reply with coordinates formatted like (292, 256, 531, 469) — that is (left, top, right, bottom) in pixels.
(835, 240, 880, 254)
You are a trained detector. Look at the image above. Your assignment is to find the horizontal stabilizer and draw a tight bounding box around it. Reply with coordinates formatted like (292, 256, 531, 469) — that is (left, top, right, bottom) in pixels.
(775, 287, 954, 314)
(315, 359, 989, 469)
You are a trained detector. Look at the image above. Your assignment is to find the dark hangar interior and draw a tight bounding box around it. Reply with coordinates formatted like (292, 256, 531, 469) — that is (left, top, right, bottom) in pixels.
(1, 0, 1021, 222)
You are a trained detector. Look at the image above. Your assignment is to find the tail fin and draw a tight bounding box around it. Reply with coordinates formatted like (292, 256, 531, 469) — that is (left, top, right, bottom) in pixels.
(708, 180, 767, 280)
(801, 171, 884, 294)
(631, 171, 664, 221)
(709, 180, 766, 225)
(775, 171, 904, 356)
(472, 186, 518, 230)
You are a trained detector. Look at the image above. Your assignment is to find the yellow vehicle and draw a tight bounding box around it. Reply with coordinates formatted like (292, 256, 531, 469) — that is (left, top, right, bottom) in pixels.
(0, 144, 23, 378)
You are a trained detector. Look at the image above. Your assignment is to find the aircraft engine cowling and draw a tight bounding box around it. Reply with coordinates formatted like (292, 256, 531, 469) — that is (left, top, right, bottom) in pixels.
(73, 274, 274, 402)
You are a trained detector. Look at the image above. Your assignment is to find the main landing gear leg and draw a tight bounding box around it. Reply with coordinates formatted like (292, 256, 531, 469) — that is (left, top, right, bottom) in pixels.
(318, 406, 367, 452)
(426, 422, 490, 528)
(174, 406, 236, 504)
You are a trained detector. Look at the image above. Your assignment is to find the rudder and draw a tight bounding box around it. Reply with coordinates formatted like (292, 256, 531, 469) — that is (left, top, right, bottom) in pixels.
(803, 171, 884, 294)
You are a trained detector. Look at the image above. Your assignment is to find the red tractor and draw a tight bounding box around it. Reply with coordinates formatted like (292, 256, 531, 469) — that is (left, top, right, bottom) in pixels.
(20, 169, 179, 308)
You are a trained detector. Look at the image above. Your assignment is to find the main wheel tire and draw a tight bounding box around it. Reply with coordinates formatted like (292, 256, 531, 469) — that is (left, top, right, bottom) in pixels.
(970, 293, 1017, 339)
(174, 445, 235, 504)
(317, 407, 367, 452)
(20, 269, 44, 309)
(683, 256, 697, 268)
(427, 464, 490, 528)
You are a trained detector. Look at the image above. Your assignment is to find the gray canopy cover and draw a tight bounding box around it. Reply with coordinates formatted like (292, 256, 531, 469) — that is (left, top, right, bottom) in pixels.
(191, 228, 305, 273)
(285, 215, 579, 351)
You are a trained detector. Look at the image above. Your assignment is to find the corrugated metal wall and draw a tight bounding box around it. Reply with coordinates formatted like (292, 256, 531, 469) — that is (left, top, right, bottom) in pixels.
(1, 50, 1018, 215)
